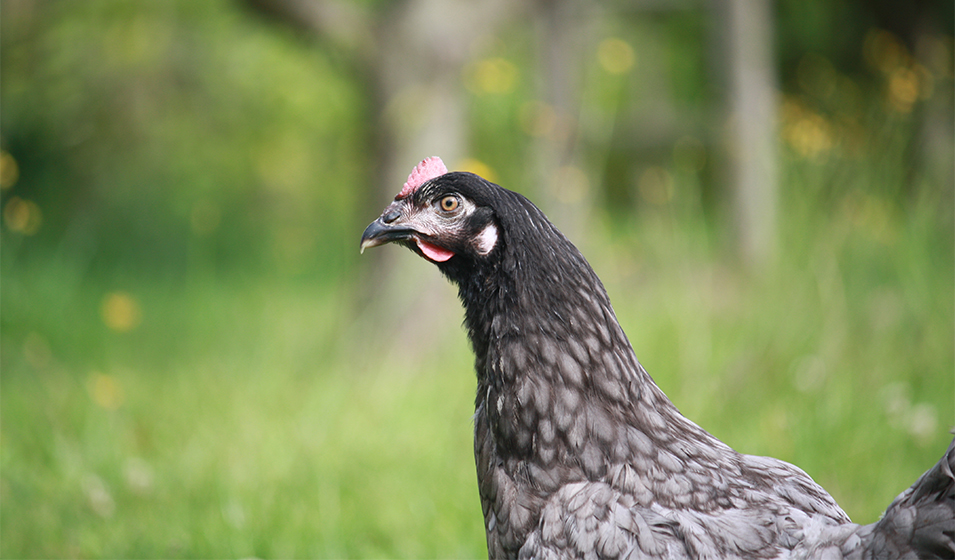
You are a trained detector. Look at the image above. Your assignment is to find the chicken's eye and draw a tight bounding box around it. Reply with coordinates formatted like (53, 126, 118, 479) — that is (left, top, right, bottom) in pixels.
(439, 196, 459, 212)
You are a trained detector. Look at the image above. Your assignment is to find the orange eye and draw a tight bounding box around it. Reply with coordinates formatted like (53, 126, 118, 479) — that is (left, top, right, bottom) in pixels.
(440, 196, 459, 212)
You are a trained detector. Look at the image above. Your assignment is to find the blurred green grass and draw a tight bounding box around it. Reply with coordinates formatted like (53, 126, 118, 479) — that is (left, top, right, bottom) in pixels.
(2, 155, 952, 558)
(1, 260, 485, 557)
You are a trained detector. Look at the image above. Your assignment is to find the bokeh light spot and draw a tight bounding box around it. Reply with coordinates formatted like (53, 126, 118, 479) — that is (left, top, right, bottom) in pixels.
(87, 372, 125, 410)
(123, 457, 155, 495)
(780, 99, 832, 161)
(864, 28, 908, 75)
(887, 66, 920, 112)
(465, 57, 518, 95)
(101, 292, 142, 333)
(881, 382, 939, 446)
(0, 151, 19, 189)
(82, 473, 116, 518)
(597, 38, 636, 75)
(788, 115, 832, 159)
(637, 166, 674, 205)
(3, 196, 42, 235)
(907, 403, 939, 443)
(457, 158, 497, 183)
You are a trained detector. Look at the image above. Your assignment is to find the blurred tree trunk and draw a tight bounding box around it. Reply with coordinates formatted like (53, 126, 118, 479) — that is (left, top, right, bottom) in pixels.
(244, 0, 516, 357)
(722, 0, 778, 269)
(531, 0, 589, 242)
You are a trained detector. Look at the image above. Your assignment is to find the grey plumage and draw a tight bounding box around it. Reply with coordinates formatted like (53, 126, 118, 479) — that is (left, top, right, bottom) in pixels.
(360, 160, 955, 560)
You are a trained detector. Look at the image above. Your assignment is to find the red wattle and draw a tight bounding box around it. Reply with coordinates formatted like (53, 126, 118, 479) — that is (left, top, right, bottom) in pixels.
(416, 239, 454, 262)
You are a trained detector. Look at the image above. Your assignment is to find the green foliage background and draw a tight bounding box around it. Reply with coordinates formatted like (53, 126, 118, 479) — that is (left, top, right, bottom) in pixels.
(1, 1, 952, 557)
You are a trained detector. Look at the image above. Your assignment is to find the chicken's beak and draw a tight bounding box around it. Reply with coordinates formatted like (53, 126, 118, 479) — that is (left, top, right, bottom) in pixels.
(360, 206, 416, 254)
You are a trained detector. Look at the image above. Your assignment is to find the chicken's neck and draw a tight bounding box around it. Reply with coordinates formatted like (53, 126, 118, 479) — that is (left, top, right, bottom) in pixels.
(454, 244, 704, 466)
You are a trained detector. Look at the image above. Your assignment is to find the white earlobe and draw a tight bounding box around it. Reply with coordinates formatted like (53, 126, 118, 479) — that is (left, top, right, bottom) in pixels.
(474, 223, 499, 255)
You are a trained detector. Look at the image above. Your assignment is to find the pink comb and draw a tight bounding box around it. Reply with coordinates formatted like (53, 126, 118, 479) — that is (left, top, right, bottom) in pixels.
(397, 156, 448, 199)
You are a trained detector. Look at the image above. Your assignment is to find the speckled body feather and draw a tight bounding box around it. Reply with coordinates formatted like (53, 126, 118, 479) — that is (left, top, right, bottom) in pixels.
(361, 165, 955, 560)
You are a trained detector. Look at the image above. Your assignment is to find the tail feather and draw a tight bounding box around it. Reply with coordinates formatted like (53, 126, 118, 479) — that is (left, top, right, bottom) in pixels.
(853, 437, 955, 559)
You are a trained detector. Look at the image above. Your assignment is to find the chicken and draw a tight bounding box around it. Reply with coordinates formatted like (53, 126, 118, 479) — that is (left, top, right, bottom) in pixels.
(360, 156, 955, 559)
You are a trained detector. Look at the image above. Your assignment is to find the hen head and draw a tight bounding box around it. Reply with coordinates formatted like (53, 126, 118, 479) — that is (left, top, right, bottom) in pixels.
(360, 157, 501, 267)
